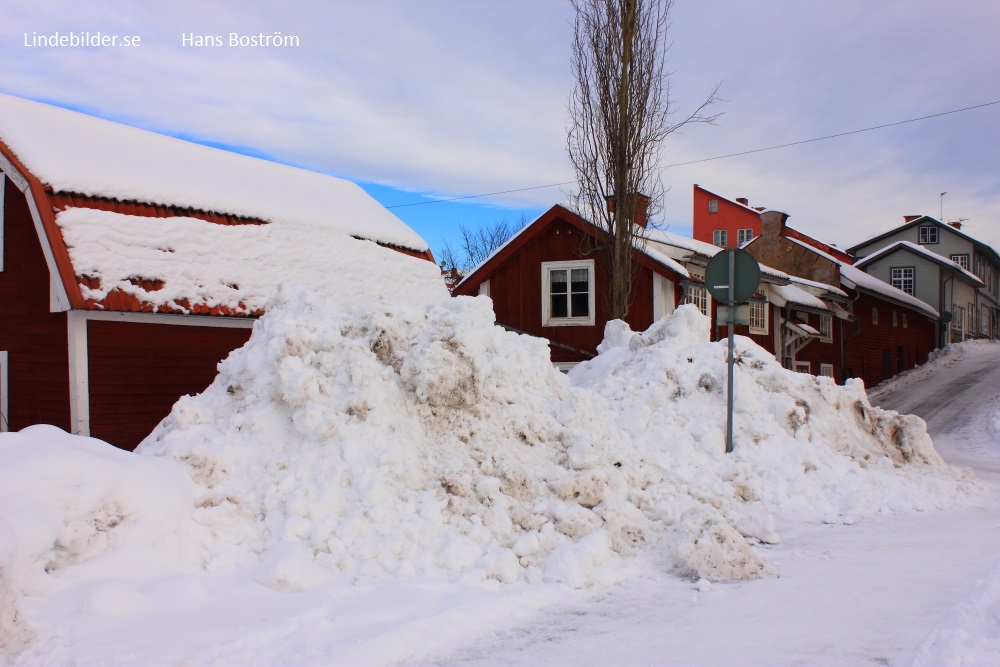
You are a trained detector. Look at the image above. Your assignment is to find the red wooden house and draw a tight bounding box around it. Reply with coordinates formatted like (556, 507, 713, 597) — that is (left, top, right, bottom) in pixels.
(744, 210, 938, 387)
(451, 204, 688, 368)
(0, 94, 442, 449)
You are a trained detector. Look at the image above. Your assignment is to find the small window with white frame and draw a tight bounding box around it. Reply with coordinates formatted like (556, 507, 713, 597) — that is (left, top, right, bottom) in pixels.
(737, 228, 754, 245)
(918, 225, 939, 244)
(952, 304, 964, 332)
(749, 289, 768, 334)
(819, 313, 833, 341)
(542, 260, 595, 326)
(708, 199, 718, 213)
(685, 283, 710, 317)
(712, 230, 728, 247)
(950, 254, 970, 270)
(794, 360, 811, 374)
(819, 363, 834, 378)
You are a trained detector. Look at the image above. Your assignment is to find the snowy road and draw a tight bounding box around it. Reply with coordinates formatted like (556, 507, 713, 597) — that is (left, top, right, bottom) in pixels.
(414, 343, 1000, 667)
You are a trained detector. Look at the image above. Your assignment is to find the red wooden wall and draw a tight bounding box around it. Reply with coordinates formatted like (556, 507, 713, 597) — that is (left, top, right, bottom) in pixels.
(844, 293, 937, 388)
(87, 320, 251, 450)
(692, 185, 762, 247)
(0, 175, 71, 432)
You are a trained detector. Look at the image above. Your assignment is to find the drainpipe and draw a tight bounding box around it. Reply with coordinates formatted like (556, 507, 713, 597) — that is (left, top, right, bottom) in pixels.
(842, 291, 863, 381)
(940, 269, 953, 348)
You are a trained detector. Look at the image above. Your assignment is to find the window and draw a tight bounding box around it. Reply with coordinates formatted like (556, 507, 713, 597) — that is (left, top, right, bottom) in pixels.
(478, 280, 490, 297)
(713, 230, 728, 247)
(969, 303, 976, 334)
(794, 361, 811, 374)
(542, 260, 595, 326)
(892, 311, 897, 327)
(902, 313, 907, 328)
(737, 228, 754, 245)
(952, 305, 964, 333)
(951, 254, 970, 270)
(890, 267, 914, 295)
(749, 294, 768, 334)
(708, 199, 718, 213)
(918, 225, 939, 244)
(685, 284, 710, 317)
(872, 307, 878, 325)
(819, 364, 834, 378)
(819, 314, 833, 341)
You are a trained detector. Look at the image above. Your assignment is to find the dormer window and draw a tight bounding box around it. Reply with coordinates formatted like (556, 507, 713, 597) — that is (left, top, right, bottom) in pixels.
(918, 225, 939, 244)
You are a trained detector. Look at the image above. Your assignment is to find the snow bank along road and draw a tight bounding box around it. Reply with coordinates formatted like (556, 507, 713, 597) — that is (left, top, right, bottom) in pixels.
(413, 341, 1000, 667)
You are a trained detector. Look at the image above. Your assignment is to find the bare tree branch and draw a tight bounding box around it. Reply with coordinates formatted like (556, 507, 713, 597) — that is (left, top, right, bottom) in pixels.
(567, 0, 721, 319)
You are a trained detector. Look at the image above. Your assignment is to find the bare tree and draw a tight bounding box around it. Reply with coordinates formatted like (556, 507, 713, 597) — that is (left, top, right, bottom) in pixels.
(438, 215, 527, 271)
(568, 0, 721, 319)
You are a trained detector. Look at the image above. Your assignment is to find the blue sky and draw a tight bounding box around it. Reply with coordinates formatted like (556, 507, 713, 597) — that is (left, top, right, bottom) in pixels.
(3, 1, 1000, 258)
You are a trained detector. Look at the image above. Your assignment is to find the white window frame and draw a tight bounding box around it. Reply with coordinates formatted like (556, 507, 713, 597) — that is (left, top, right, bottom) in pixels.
(737, 228, 754, 245)
(918, 225, 939, 244)
(0, 351, 8, 432)
(749, 288, 768, 335)
(712, 230, 728, 247)
(541, 260, 596, 327)
(684, 283, 711, 317)
(794, 361, 811, 374)
(890, 267, 915, 296)
(952, 304, 964, 333)
(708, 199, 719, 214)
(819, 363, 834, 378)
(553, 361, 579, 373)
(950, 254, 970, 270)
(652, 274, 675, 321)
(819, 314, 833, 342)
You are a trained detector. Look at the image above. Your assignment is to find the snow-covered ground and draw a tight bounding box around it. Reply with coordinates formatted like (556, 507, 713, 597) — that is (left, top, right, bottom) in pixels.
(1, 299, 997, 666)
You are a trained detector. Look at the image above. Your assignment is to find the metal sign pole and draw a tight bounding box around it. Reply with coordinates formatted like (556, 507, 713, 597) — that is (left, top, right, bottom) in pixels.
(726, 249, 735, 454)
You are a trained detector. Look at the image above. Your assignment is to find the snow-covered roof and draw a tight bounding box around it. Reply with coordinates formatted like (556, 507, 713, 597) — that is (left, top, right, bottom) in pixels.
(0, 93, 427, 251)
(787, 275, 848, 299)
(849, 216, 1000, 262)
(839, 263, 939, 319)
(853, 241, 984, 287)
(645, 228, 790, 283)
(770, 284, 830, 311)
(56, 207, 447, 315)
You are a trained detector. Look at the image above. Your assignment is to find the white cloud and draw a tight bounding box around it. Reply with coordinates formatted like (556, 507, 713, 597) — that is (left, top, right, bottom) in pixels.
(3, 0, 999, 250)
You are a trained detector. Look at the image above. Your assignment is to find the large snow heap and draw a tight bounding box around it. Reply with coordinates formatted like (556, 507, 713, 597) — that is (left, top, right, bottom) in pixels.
(0, 292, 983, 650)
(140, 292, 976, 587)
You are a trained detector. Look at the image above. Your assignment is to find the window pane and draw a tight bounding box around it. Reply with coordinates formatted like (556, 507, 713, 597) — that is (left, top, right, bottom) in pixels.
(570, 268, 589, 292)
(571, 293, 589, 317)
(551, 293, 568, 318)
(550, 269, 567, 294)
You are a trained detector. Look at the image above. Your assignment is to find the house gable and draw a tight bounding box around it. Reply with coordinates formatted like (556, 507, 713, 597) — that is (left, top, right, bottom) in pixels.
(692, 184, 763, 247)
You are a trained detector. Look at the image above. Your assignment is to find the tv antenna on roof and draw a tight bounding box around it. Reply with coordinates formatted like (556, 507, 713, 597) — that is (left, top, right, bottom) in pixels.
(940, 191, 947, 220)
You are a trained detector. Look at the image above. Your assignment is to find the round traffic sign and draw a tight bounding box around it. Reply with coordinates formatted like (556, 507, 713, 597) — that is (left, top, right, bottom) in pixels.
(705, 248, 761, 304)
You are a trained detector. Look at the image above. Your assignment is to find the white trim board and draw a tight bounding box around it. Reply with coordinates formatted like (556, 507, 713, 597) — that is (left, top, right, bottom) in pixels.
(22, 190, 71, 312)
(67, 312, 89, 436)
(81, 310, 257, 328)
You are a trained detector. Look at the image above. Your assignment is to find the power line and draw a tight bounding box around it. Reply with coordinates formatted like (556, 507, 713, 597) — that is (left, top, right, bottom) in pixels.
(384, 99, 1000, 209)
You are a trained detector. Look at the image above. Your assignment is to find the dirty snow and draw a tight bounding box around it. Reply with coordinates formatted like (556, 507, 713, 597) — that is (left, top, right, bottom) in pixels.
(0, 295, 987, 665)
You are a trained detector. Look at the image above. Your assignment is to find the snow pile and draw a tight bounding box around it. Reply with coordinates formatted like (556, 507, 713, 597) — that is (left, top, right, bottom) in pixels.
(134, 293, 979, 591)
(571, 309, 979, 545)
(0, 426, 207, 658)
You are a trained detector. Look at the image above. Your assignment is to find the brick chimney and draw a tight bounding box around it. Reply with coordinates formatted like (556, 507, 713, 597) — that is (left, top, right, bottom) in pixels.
(903, 215, 922, 223)
(605, 193, 651, 228)
(948, 221, 963, 230)
(736, 197, 749, 206)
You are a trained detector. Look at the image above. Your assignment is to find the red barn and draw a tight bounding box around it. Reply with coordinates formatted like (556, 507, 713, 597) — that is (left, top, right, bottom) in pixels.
(0, 94, 442, 449)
